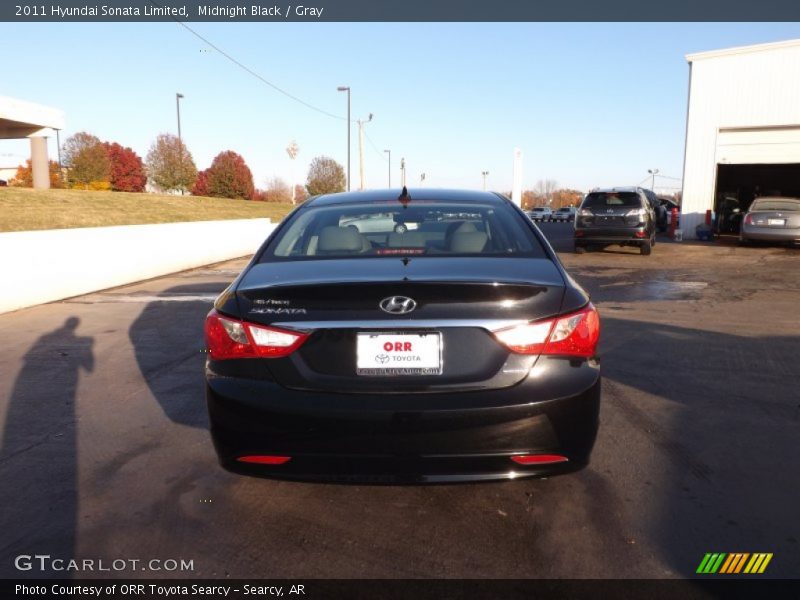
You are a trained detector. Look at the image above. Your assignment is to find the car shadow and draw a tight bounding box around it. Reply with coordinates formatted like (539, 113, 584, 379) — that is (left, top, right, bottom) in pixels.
(128, 283, 230, 430)
(0, 317, 93, 578)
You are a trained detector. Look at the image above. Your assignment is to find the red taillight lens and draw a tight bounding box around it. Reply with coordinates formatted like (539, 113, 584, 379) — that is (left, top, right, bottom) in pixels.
(744, 214, 753, 226)
(204, 309, 309, 360)
(511, 454, 568, 465)
(493, 304, 600, 358)
(237, 455, 292, 465)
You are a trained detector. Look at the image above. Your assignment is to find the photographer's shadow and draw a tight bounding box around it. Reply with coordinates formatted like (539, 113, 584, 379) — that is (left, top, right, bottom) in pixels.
(0, 317, 93, 577)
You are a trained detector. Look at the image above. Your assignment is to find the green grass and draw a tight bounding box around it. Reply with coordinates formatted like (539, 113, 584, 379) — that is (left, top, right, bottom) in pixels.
(0, 187, 294, 232)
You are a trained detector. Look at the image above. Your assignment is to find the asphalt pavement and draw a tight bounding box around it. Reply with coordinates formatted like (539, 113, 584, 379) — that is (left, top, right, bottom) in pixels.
(0, 223, 798, 580)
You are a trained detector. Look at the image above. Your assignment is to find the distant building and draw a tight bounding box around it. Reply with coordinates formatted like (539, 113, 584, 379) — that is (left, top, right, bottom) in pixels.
(681, 39, 800, 237)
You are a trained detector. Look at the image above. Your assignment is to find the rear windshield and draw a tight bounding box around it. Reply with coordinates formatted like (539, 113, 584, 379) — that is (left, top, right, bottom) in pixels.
(582, 192, 641, 208)
(751, 198, 800, 212)
(260, 201, 547, 261)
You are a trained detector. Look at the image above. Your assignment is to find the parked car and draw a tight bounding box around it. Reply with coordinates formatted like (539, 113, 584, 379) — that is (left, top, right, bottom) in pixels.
(526, 206, 553, 221)
(740, 196, 800, 246)
(574, 187, 657, 255)
(205, 188, 601, 483)
(553, 207, 577, 222)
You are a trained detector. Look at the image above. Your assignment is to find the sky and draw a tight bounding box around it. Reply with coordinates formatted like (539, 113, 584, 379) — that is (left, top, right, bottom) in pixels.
(3, 21, 800, 194)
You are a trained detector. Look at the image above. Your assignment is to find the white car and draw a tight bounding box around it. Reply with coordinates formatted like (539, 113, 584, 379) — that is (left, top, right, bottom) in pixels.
(526, 207, 553, 221)
(553, 207, 577, 222)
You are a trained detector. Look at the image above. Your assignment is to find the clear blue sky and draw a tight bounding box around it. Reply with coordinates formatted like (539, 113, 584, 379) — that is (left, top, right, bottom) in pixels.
(3, 22, 800, 193)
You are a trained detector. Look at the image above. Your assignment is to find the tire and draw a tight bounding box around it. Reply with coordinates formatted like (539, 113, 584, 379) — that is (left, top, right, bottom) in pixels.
(640, 240, 652, 256)
(651, 234, 656, 247)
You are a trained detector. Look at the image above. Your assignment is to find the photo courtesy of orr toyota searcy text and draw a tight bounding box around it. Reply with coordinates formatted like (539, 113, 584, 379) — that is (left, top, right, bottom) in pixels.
(14, 584, 300, 597)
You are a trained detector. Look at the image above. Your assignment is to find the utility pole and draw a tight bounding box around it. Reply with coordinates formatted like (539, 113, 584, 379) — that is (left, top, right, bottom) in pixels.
(420, 173, 426, 186)
(481, 170, 489, 191)
(286, 140, 299, 205)
(357, 113, 373, 190)
(400, 158, 406, 187)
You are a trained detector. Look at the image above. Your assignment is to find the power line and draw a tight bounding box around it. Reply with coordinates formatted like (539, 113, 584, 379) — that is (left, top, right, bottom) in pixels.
(155, 2, 345, 121)
(363, 129, 387, 161)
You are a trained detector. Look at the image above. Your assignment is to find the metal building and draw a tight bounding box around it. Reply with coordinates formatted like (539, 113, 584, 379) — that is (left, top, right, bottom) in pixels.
(681, 39, 800, 238)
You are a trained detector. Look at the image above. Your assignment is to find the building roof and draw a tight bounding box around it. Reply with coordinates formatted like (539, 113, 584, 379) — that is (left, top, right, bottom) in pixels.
(0, 96, 65, 139)
(686, 38, 800, 63)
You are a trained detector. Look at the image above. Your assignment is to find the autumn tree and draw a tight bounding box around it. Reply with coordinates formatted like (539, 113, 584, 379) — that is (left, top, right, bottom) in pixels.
(305, 156, 345, 196)
(293, 184, 309, 204)
(551, 189, 584, 209)
(146, 133, 197, 193)
(260, 177, 292, 203)
(204, 151, 255, 200)
(103, 142, 146, 192)
(192, 169, 210, 197)
(10, 160, 64, 188)
(62, 131, 110, 187)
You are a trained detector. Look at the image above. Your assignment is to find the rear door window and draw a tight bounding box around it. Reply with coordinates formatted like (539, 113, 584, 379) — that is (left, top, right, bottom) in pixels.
(263, 201, 548, 261)
(582, 192, 642, 209)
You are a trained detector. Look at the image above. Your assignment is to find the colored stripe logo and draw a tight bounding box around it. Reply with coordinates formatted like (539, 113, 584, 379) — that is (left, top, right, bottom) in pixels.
(696, 553, 773, 574)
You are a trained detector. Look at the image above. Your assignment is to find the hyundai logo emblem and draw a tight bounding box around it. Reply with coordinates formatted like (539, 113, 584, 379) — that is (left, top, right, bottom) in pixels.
(379, 296, 417, 315)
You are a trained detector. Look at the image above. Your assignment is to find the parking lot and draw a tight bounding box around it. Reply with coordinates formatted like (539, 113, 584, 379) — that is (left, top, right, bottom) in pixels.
(0, 222, 797, 580)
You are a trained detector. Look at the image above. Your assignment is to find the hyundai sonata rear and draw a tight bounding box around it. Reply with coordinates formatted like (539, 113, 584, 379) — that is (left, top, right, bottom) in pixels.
(204, 188, 601, 483)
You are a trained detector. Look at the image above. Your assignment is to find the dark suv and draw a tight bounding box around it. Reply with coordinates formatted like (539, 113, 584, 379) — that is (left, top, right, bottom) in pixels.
(574, 187, 657, 255)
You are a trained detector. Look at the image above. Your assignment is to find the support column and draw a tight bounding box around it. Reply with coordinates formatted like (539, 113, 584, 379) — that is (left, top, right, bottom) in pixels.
(30, 136, 50, 189)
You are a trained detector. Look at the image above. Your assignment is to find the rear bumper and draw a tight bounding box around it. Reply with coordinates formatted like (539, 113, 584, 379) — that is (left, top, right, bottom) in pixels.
(741, 225, 800, 242)
(574, 226, 649, 245)
(206, 357, 601, 483)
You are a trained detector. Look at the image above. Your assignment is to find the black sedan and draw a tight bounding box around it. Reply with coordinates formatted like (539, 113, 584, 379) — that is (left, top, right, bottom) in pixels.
(204, 188, 601, 483)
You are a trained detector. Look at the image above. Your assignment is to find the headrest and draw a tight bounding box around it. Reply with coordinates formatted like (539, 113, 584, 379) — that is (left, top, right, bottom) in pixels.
(449, 231, 488, 253)
(317, 226, 364, 252)
(387, 231, 426, 248)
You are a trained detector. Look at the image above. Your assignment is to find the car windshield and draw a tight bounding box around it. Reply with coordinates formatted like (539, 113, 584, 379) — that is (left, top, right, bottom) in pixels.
(262, 200, 546, 261)
(582, 192, 641, 208)
(750, 198, 800, 212)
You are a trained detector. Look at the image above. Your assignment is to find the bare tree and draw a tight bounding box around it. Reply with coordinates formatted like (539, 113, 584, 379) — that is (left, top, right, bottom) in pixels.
(534, 179, 558, 206)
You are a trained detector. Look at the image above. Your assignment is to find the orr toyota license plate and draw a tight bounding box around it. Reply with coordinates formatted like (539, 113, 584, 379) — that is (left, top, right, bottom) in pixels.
(356, 332, 443, 376)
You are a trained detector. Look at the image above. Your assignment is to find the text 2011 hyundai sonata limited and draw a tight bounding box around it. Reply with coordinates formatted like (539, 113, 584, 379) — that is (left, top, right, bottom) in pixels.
(204, 188, 601, 483)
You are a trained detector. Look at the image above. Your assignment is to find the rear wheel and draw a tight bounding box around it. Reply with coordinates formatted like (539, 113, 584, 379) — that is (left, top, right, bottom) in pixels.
(640, 240, 652, 256)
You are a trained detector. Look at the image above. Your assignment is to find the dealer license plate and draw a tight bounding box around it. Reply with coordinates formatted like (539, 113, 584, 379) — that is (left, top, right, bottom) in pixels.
(356, 332, 442, 376)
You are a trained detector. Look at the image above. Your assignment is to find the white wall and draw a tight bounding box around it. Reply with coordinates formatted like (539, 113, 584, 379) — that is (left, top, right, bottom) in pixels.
(682, 40, 800, 237)
(0, 219, 278, 314)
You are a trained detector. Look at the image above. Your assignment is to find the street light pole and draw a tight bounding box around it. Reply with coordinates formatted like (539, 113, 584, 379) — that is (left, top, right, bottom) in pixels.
(648, 168, 659, 190)
(384, 149, 391, 188)
(176, 93, 184, 194)
(481, 170, 489, 191)
(176, 93, 184, 142)
(337, 86, 351, 191)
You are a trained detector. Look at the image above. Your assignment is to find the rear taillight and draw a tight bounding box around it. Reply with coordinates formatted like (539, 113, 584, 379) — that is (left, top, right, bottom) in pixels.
(744, 214, 753, 226)
(204, 309, 309, 360)
(237, 455, 292, 465)
(493, 303, 600, 358)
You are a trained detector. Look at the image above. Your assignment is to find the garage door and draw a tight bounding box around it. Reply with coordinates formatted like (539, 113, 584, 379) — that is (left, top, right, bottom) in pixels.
(716, 126, 800, 165)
